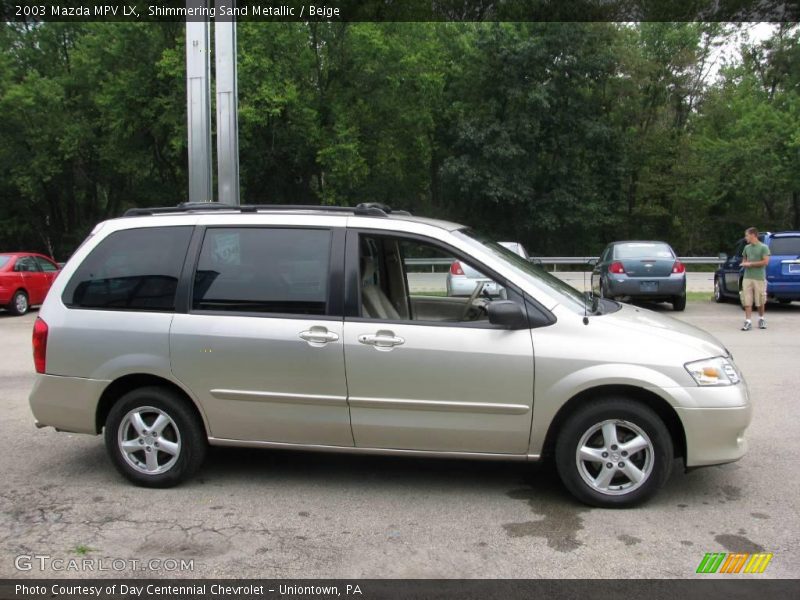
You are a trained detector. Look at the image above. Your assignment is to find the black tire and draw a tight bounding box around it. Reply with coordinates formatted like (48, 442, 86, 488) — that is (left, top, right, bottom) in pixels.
(8, 290, 29, 316)
(104, 386, 206, 488)
(600, 278, 612, 300)
(778, 299, 792, 305)
(555, 398, 673, 508)
(713, 277, 726, 303)
(672, 293, 686, 311)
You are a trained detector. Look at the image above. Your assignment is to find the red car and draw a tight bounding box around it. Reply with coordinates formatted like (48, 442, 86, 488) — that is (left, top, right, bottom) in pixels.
(0, 252, 60, 315)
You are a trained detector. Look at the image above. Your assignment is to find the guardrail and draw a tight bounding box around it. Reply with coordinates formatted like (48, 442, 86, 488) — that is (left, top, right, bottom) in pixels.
(404, 257, 724, 272)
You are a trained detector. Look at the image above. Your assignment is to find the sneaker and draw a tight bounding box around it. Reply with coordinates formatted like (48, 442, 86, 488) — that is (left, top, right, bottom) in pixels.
(741, 320, 752, 331)
(759, 317, 767, 329)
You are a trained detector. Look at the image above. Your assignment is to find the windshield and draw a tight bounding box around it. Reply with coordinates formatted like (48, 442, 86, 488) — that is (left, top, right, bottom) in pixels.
(455, 229, 589, 314)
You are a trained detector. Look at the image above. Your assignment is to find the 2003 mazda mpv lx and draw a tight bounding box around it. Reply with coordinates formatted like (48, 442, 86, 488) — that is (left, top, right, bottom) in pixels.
(29, 203, 751, 507)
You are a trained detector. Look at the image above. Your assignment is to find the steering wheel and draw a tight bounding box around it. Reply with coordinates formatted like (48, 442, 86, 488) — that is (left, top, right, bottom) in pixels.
(460, 281, 487, 322)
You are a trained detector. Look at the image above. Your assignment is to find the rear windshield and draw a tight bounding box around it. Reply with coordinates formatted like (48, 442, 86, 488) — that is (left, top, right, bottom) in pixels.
(614, 243, 674, 259)
(770, 236, 800, 256)
(0, 256, 9, 268)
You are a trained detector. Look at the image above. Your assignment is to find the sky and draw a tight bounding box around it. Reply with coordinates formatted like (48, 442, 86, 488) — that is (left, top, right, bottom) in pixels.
(707, 22, 780, 81)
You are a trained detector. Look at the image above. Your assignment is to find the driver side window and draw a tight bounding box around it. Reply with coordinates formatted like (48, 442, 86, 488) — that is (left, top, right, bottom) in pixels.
(358, 234, 507, 323)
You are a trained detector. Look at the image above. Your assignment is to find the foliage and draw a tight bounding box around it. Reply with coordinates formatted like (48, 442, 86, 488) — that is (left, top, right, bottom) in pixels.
(0, 22, 798, 260)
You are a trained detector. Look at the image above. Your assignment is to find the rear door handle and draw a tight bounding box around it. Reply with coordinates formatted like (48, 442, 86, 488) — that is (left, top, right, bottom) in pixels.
(299, 326, 339, 347)
(358, 331, 405, 350)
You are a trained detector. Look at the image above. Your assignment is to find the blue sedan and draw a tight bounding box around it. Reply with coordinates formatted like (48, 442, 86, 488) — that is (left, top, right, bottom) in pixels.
(591, 241, 687, 311)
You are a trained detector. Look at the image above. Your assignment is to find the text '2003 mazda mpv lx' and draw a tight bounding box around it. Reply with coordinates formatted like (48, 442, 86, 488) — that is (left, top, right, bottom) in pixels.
(29, 203, 751, 507)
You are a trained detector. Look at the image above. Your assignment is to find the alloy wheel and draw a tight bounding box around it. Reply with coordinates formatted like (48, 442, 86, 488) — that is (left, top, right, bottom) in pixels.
(14, 292, 28, 314)
(117, 406, 181, 475)
(575, 419, 654, 496)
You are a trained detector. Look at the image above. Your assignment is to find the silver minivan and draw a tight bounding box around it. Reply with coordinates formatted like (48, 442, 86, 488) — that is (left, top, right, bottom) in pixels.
(29, 203, 751, 507)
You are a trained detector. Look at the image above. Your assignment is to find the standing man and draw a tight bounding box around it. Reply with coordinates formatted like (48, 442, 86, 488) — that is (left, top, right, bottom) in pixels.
(740, 227, 771, 331)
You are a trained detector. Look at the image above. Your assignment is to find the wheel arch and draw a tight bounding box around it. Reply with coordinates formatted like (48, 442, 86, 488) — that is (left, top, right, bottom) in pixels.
(95, 374, 208, 436)
(11, 287, 28, 301)
(541, 384, 686, 464)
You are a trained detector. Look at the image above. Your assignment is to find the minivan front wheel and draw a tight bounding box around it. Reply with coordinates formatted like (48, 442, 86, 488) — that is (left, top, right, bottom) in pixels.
(104, 387, 206, 488)
(555, 399, 673, 507)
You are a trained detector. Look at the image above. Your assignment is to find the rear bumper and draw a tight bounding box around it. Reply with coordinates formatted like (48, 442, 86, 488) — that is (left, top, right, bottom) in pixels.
(29, 374, 108, 434)
(767, 280, 800, 300)
(607, 274, 685, 297)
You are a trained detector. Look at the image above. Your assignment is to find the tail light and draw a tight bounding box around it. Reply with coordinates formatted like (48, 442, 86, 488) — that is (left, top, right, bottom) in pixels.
(32, 317, 48, 374)
(609, 261, 626, 274)
(672, 261, 686, 274)
(450, 261, 465, 276)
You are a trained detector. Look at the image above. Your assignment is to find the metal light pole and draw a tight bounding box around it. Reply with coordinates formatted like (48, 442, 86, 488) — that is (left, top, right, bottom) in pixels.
(214, 1, 240, 205)
(185, 1, 213, 203)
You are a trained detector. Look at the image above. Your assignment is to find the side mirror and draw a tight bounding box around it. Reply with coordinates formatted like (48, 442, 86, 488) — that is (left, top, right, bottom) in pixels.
(587, 258, 598, 267)
(718, 253, 727, 261)
(529, 257, 543, 266)
(487, 300, 528, 330)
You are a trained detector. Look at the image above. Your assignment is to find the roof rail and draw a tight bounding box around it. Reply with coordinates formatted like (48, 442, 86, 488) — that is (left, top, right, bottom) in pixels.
(122, 202, 411, 218)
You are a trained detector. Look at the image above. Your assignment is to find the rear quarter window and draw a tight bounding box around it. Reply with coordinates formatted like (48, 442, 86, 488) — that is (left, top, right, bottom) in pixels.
(62, 226, 193, 311)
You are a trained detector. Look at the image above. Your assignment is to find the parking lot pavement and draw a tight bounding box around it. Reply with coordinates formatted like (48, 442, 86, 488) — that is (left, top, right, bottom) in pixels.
(1, 301, 798, 579)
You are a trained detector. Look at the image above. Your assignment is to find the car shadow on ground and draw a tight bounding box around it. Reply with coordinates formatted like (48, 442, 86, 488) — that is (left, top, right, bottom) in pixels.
(0, 309, 38, 319)
(198, 445, 579, 501)
(624, 299, 800, 313)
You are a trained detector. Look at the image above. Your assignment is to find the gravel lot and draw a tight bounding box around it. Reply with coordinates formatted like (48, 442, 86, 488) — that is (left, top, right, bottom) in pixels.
(1, 300, 798, 579)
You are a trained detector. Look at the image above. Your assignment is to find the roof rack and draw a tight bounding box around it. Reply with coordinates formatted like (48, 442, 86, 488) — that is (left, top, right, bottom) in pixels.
(123, 202, 411, 218)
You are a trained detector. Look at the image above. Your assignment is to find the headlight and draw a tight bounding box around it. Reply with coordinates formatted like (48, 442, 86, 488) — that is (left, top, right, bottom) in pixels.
(685, 357, 741, 386)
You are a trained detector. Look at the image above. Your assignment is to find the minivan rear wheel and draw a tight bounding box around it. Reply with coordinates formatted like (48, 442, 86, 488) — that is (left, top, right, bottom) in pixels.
(555, 399, 673, 508)
(104, 387, 206, 488)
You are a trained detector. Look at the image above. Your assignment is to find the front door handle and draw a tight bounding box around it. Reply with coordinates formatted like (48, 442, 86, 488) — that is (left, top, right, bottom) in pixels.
(358, 330, 405, 350)
(299, 326, 339, 347)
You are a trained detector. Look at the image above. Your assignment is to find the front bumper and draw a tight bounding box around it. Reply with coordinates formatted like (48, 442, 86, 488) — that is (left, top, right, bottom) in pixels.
(607, 274, 685, 297)
(673, 384, 752, 467)
(29, 374, 108, 434)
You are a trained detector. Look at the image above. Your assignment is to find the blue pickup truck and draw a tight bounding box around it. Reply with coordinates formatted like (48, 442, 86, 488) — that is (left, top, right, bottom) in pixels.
(714, 231, 800, 304)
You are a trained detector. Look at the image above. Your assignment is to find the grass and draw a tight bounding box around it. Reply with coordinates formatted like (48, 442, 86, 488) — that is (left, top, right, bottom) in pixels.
(687, 292, 713, 302)
(72, 544, 93, 555)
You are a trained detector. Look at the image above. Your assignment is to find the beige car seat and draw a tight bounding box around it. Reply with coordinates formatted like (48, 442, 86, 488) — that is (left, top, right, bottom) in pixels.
(361, 256, 400, 319)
